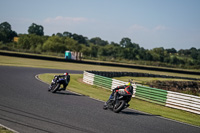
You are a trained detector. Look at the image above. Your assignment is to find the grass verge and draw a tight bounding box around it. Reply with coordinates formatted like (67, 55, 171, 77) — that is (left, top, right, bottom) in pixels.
(0, 126, 13, 133)
(39, 73, 200, 127)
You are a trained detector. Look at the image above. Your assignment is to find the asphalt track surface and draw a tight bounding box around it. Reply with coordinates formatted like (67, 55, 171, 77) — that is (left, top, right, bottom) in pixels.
(0, 66, 199, 133)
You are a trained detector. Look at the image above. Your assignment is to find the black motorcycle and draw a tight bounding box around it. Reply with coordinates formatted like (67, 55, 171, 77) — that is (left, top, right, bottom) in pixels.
(103, 92, 131, 113)
(48, 76, 65, 93)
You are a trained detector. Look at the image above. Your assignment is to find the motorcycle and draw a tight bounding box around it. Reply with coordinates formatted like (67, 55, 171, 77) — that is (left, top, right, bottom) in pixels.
(103, 91, 132, 113)
(48, 76, 65, 93)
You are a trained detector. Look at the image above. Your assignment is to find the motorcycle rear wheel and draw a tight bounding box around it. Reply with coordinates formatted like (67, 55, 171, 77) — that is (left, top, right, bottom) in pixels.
(113, 100, 125, 113)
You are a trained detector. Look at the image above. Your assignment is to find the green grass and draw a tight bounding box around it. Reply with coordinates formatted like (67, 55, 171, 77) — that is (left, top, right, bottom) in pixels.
(39, 73, 200, 127)
(39, 73, 111, 101)
(0, 126, 13, 133)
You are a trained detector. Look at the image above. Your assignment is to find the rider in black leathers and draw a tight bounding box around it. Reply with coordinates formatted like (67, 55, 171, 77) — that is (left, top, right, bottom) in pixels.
(104, 80, 133, 109)
(55, 72, 70, 91)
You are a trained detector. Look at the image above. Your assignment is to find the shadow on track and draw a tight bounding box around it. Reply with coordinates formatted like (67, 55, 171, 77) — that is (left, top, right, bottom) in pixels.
(121, 110, 160, 116)
(53, 91, 84, 96)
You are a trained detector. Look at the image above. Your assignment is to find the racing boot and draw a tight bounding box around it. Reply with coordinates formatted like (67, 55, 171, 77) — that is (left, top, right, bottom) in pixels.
(48, 86, 52, 91)
(103, 102, 108, 110)
(125, 103, 130, 108)
(103, 99, 112, 110)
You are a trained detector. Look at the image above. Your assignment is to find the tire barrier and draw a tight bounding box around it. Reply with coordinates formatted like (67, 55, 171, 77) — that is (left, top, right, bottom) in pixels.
(83, 71, 200, 114)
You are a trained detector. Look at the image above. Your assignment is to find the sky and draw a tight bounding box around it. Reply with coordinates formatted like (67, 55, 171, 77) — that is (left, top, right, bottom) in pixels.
(0, 0, 200, 50)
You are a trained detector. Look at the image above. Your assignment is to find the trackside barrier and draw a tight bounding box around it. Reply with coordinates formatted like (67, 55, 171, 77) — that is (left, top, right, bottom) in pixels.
(83, 71, 136, 94)
(83, 71, 95, 85)
(94, 74, 112, 90)
(112, 79, 136, 97)
(135, 85, 168, 105)
(83, 71, 200, 114)
(112, 79, 126, 90)
(166, 91, 200, 114)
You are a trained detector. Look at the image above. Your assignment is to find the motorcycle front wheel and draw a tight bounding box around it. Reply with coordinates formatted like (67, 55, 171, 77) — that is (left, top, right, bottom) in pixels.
(51, 83, 60, 93)
(113, 100, 125, 113)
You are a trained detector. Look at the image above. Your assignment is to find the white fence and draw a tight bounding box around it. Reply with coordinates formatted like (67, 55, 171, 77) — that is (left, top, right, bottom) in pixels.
(83, 71, 200, 114)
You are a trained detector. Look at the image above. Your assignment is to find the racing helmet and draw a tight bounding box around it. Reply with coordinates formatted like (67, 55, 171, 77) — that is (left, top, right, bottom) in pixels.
(126, 79, 133, 86)
(126, 82, 131, 86)
(64, 72, 68, 75)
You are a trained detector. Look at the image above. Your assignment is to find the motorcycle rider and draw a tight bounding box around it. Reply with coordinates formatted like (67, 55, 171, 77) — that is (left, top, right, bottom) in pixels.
(103, 80, 134, 109)
(49, 72, 70, 91)
(59, 72, 70, 91)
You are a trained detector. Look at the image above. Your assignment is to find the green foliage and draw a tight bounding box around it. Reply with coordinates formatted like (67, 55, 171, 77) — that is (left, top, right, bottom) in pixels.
(72, 33, 88, 45)
(0, 22, 17, 43)
(1, 22, 200, 70)
(28, 23, 44, 36)
(89, 43, 98, 57)
(65, 37, 81, 52)
(18, 34, 46, 51)
(90, 37, 108, 46)
(80, 44, 91, 56)
(0, 126, 13, 133)
(43, 36, 65, 53)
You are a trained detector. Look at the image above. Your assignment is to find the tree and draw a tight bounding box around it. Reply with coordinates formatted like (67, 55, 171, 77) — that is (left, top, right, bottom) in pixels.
(178, 49, 191, 56)
(138, 48, 146, 60)
(190, 47, 198, 59)
(120, 37, 132, 48)
(110, 41, 119, 46)
(119, 37, 140, 49)
(43, 36, 65, 53)
(89, 37, 108, 46)
(110, 42, 121, 58)
(166, 48, 177, 54)
(89, 43, 98, 57)
(0, 22, 17, 43)
(56, 32, 63, 37)
(80, 44, 90, 56)
(64, 37, 81, 52)
(72, 33, 88, 45)
(104, 44, 117, 58)
(63, 31, 72, 38)
(98, 46, 107, 57)
(144, 50, 153, 60)
(28, 23, 44, 36)
(151, 47, 165, 62)
(18, 34, 46, 50)
(170, 56, 179, 64)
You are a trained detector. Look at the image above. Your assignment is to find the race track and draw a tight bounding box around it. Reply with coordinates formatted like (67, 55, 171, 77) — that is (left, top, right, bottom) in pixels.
(0, 66, 199, 133)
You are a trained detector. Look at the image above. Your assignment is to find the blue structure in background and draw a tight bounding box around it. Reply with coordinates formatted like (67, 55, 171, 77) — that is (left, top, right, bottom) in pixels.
(65, 51, 71, 59)
(65, 51, 82, 60)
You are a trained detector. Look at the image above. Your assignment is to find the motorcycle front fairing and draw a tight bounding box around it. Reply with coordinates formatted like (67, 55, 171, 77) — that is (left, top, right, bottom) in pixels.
(57, 78, 65, 84)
